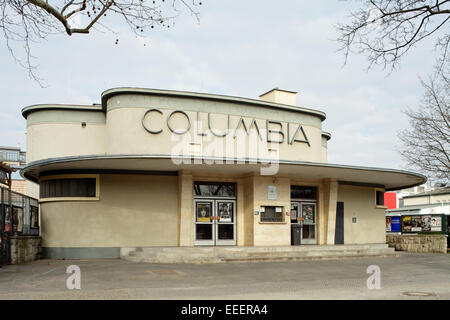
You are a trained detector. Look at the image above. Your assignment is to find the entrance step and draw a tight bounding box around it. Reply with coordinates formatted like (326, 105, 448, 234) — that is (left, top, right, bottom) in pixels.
(121, 244, 399, 264)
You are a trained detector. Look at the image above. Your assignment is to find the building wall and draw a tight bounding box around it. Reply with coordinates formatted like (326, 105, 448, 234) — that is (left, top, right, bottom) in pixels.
(11, 179, 26, 195)
(404, 194, 450, 206)
(321, 136, 328, 163)
(384, 192, 397, 209)
(26, 110, 106, 162)
(252, 176, 291, 246)
(337, 185, 386, 244)
(40, 174, 178, 250)
(105, 95, 325, 163)
(37, 174, 387, 252)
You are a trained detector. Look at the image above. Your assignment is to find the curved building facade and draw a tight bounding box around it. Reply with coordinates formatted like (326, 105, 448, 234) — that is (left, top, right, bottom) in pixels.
(21, 88, 426, 258)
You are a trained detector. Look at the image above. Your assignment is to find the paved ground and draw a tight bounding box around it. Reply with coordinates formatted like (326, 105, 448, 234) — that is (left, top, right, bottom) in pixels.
(0, 252, 449, 300)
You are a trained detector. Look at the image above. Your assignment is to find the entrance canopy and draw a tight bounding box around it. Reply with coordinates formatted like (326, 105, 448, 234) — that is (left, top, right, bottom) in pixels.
(21, 155, 426, 191)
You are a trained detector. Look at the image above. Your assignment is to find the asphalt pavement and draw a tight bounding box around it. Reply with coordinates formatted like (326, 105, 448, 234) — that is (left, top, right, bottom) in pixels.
(0, 252, 449, 299)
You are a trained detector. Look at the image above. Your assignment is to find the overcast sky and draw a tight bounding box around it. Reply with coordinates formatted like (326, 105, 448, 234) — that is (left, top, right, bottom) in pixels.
(0, 1, 438, 171)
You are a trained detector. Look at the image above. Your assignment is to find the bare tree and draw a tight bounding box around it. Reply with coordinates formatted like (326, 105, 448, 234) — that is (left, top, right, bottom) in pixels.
(0, 0, 204, 84)
(336, 0, 450, 71)
(399, 64, 450, 183)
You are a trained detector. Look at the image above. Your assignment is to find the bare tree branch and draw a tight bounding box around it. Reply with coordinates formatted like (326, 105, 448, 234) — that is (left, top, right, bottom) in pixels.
(0, 0, 205, 86)
(336, 0, 450, 71)
(398, 62, 450, 183)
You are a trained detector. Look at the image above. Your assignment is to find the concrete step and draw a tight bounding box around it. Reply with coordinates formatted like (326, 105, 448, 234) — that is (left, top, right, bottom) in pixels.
(121, 244, 398, 264)
(222, 253, 401, 263)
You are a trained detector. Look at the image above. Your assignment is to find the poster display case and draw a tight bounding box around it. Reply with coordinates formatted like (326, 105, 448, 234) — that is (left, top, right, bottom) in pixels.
(398, 214, 445, 234)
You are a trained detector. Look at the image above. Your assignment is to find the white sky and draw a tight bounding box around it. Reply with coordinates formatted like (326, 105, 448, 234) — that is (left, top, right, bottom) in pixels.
(0, 1, 439, 171)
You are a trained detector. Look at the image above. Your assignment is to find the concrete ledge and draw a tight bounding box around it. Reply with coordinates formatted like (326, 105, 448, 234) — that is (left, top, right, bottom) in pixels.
(386, 234, 448, 254)
(43, 247, 120, 259)
(122, 244, 398, 264)
(10, 236, 41, 265)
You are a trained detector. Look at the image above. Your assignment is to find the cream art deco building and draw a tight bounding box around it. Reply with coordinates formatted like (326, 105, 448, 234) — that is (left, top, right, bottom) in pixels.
(21, 88, 426, 259)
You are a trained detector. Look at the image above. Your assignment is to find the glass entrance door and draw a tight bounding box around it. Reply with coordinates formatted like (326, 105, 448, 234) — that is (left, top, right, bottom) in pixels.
(291, 201, 317, 245)
(194, 199, 236, 246)
(300, 202, 317, 244)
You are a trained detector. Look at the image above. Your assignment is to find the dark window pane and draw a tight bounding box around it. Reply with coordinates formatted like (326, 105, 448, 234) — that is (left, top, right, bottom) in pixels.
(194, 182, 236, 197)
(261, 206, 283, 222)
(218, 224, 234, 240)
(196, 224, 213, 240)
(291, 186, 317, 200)
(86, 179, 96, 197)
(49, 180, 56, 197)
(376, 191, 384, 206)
(40, 178, 96, 198)
(302, 225, 315, 239)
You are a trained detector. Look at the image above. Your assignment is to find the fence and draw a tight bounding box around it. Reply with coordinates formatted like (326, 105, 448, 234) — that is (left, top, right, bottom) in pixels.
(0, 186, 39, 265)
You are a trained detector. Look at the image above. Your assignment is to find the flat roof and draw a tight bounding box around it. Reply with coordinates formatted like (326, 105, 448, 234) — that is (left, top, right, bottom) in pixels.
(0, 146, 23, 151)
(21, 154, 426, 191)
(402, 188, 450, 198)
(258, 88, 298, 97)
(22, 88, 326, 121)
(386, 203, 448, 212)
(321, 132, 332, 141)
(22, 104, 103, 119)
(100, 88, 327, 121)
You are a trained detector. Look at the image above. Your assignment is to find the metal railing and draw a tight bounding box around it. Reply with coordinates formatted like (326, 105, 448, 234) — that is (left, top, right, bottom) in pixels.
(0, 186, 39, 265)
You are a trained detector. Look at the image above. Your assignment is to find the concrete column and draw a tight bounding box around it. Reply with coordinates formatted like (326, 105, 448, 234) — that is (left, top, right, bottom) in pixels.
(317, 184, 326, 245)
(178, 171, 193, 246)
(236, 178, 245, 246)
(323, 179, 338, 245)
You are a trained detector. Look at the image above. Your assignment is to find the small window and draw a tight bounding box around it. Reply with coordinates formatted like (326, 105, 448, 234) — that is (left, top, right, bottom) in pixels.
(376, 190, 384, 206)
(6, 151, 18, 161)
(291, 186, 317, 200)
(40, 178, 97, 199)
(194, 182, 236, 197)
(260, 206, 283, 222)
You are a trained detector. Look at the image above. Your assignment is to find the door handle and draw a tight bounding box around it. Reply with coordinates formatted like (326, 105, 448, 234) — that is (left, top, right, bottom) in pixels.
(217, 216, 220, 221)
(210, 216, 214, 222)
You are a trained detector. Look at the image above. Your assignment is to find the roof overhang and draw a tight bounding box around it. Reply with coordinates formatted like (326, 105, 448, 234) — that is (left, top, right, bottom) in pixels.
(21, 155, 426, 191)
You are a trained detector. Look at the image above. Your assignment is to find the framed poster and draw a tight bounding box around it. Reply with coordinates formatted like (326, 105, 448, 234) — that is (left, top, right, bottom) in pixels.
(302, 204, 315, 224)
(430, 215, 442, 232)
(268, 186, 277, 200)
(402, 216, 412, 232)
(386, 217, 392, 232)
(30, 206, 39, 229)
(196, 202, 212, 222)
(14, 207, 24, 233)
(411, 215, 422, 232)
(4, 206, 11, 232)
(421, 215, 432, 232)
(218, 202, 233, 223)
(391, 216, 401, 232)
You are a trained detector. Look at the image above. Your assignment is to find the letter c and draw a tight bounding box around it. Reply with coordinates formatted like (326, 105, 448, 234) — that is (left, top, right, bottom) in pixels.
(142, 108, 163, 134)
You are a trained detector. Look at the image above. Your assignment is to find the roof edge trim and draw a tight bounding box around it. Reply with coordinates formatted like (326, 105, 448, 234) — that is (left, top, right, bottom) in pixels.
(100, 87, 327, 121)
(21, 154, 427, 191)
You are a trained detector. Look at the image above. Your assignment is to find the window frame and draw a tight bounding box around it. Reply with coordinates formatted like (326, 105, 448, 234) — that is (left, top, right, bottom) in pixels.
(6, 151, 18, 161)
(38, 174, 100, 203)
(259, 205, 285, 223)
(290, 185, 317, 200)
(374, 188, 387, 209)
(193, 181, 237, 198)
